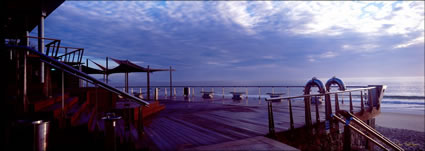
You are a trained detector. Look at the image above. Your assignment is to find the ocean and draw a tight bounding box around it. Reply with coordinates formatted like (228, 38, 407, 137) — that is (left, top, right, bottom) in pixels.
(109, 76, 424, 115)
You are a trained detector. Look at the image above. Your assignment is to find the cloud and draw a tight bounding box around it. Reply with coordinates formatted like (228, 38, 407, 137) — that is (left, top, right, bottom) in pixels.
(280, 1, 424, 36)
(36, 1, 424, 82)
(342, 44, 380, 53)
(319, 51, 337, 59)
(394, 33, 425, 49)
(307, 51, 338, 62)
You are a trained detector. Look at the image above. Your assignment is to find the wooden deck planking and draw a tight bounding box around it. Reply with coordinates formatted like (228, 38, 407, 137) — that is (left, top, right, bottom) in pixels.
(143, 97, 365, 150)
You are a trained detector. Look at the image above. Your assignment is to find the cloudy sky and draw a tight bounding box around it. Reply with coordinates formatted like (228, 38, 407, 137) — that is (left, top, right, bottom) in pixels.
(32, 1, 424, 84)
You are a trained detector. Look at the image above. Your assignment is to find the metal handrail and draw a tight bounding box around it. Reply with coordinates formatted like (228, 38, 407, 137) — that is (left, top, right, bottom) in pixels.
(56, 48, 84, 63)
(265, 87, 376, 101)
(26, 36, 61, 41)
(116, 85, 368, 88)
(333, 114, 390, 150)
(7, 45, 149, 106)
(26, 36, 61, 58)
(337, 110, 404, 151)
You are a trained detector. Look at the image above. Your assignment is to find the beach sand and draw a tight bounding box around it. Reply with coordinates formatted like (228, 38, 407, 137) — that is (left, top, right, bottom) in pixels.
(375, 112, 425, 150)
(376, 112, 424, 132)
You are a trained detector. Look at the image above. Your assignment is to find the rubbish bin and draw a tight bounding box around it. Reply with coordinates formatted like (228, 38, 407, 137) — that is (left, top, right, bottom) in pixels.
(32, 120, 50, 151)
(7, 119, 50, 151)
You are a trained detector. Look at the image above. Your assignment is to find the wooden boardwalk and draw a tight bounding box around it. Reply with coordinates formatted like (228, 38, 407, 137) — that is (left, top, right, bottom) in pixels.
(143, 96, 362, 150)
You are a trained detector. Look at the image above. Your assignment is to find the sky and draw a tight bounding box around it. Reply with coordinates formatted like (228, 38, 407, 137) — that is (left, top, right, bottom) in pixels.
(31, 1, 424, 84)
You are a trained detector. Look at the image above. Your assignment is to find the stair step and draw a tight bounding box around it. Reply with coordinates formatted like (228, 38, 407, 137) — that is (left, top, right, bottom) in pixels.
(33, 93, 70, 112)
(39, 96, 79, 119)
(69, 101, 90, 126)
(87, 109, 98, 132)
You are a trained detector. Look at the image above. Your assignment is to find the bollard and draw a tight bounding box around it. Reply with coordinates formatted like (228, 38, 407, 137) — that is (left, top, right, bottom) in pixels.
(184, 87, 190, 97)
(173, 88, 176, 96)
(32, 120, 50, 151)
(164, 88, 167, 96)
(102, 113, 122, 151)
(246, 88, 248, 98)
(192, 88, 195, 96)
(154, 88, 159, 100)
(222, 87, 225, 98)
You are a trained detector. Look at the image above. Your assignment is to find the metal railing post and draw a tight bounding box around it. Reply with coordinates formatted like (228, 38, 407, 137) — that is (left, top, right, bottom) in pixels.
(335, 93, 340, 112)
(315, 96, 320, 123)
(288, 99, 294, 130)
(266, 100, 275, 137)
(325, 93, 332, 133)
(61, 70, 65, 117)
(360, 91, 364, 111)
(334, 93, 340, 132)
(258, 87, 261, 99)
(349, 92, 353, 113)
(304, 96, 312, 128)
(343, 116, 352, 151)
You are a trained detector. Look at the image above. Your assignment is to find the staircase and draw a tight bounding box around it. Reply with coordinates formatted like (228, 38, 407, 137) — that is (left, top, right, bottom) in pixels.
(5, 41, 150, 150)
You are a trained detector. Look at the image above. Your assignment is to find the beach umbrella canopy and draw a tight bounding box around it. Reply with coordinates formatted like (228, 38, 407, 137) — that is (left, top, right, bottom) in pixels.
(107, 58, 172, 74)
(81, 65, 104, 74)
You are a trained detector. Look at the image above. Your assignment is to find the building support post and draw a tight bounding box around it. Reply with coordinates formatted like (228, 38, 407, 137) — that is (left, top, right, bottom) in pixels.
(125, 72, 129, 93)
(23, 49, 28, 112)
(39, 11, 46, 83)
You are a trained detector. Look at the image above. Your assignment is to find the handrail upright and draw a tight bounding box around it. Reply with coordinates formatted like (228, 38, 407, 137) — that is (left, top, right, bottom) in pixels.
(360, 91, 365, 111)
(349, 92, 353, 113)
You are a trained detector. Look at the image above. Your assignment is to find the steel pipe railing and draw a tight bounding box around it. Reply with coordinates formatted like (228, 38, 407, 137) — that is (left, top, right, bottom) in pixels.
(7, 45, 149, 106)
